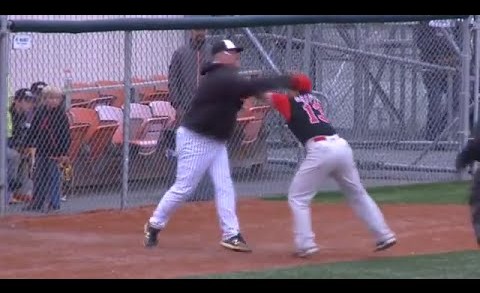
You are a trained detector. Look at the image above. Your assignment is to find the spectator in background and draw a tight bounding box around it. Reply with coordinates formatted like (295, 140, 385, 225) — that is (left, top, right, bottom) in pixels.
(24, 86, 71, 213)
(6, 103, 21, 193)
(168, 29, 213, 122)
(30, 81, 47, 99)
(9, 89, 36, 148)
(164, 28, 212, 157)
(8, 88, 36, 203)
(28, 81, 48, 122)
(413, 20, 461, 141)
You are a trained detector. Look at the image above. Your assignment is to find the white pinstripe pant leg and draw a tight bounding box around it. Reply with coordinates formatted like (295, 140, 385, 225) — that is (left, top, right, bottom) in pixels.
(149, 127, 240, 240)
(150, 127, 216, 228)
(208, 144, 240, 240)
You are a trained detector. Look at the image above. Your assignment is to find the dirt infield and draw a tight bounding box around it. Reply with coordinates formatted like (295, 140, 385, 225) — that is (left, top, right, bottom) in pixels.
(0, 199, 477, 278)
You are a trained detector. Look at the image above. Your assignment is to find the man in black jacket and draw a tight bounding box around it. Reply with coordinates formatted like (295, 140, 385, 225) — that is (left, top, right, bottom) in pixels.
(165, 29, 213, 196)
(456, 123, 480, 246)
(144, 39, 301, 252)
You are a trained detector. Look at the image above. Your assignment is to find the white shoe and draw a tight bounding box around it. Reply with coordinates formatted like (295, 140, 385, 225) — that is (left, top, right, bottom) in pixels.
(375, 235, 397, 252)
(294, 246, 319, 258)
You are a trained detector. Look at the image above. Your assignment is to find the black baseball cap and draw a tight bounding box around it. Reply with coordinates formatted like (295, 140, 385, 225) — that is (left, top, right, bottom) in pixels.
(14, 88, 35, 101)
(211, 39, 243, 55)
(30, 81, 47, 95)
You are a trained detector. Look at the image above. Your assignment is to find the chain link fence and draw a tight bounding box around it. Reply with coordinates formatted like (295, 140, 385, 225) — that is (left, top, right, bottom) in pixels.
(1, 15, 475, 215)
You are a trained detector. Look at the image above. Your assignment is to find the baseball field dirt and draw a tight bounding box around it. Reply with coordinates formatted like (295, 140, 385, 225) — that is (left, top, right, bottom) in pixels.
(0, 199, 477, 278)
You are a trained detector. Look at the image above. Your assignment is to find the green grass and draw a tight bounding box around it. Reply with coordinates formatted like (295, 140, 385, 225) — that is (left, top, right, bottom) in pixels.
(189, 250, 480, 279)
(264, 181, 471, 204)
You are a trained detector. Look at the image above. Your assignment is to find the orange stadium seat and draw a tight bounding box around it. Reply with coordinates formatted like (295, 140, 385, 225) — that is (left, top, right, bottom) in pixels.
(69, 107, 118, 161)
(97, 104, 167, 154)
(68, 82, 101, 106)
(149, 101, 176, 128)
(67, 123, 90, 162)
(96, 80, 125, 108)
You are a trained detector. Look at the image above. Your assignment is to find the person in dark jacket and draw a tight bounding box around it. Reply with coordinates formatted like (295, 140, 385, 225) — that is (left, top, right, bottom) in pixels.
(164, 29, 213, 158)
(412, 21, 460, 141)
(144, 39, 302, 252)
(30, 81, 47, 98)
(168, 29, 212, 119)
(8, 88, 36, 199)
(24, 86, 71, 212)
(28, 81, 48, 122)
(456, 120, 480, 246)
(9, 88, 36, 149)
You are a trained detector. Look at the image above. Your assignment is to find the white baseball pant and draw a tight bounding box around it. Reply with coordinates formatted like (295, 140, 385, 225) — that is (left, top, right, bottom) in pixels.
(149, 126, 240, 240)
(288, 135, 395, 251)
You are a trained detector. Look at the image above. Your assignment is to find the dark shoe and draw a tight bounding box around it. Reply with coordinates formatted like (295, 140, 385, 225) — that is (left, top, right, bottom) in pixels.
(22, 204, 42, 212)
(220, 233, 252, 252)
(144, 222, 160, 248)
(44, 204, 60, 213)
(375, 236, 397, 252)
(8, 179, 22, 191)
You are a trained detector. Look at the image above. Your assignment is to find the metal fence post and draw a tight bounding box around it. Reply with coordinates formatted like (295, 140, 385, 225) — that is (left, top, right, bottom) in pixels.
(303, 24, 312, 75)
(459, 16, 473, 180)
(474, 16, 480, 129)
(285, 25, 293, 70)
(121, 30, 133, 210)
(471, 16, 480, 175)
(0, 15, 9, 216)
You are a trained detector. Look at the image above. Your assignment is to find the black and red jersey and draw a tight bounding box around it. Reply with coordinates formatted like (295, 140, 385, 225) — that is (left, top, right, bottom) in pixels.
(270, 92, 336, 145)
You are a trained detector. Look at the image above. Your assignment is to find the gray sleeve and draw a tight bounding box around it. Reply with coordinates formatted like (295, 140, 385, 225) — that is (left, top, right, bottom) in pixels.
(204, 44, 214, 64)
(168, 48, 185, 109)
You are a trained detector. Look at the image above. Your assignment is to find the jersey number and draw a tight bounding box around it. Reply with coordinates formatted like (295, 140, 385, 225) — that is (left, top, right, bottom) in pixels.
(302, 99, 329, 124)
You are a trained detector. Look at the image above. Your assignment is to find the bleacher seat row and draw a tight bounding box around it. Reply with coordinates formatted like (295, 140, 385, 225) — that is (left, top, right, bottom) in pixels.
(68, 101, 176, 159)
(67, 76, 169, 109)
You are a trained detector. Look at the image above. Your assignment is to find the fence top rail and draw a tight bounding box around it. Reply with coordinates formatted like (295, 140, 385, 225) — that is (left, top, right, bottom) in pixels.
(7, 15, 469, 34)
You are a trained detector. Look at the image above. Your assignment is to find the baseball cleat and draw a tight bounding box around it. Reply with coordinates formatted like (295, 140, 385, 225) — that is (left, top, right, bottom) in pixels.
(294, 246, 319, 258)
(144, 222, 160, 248)
(374, 236, 397, 252)
(220, 233, 252, 252)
